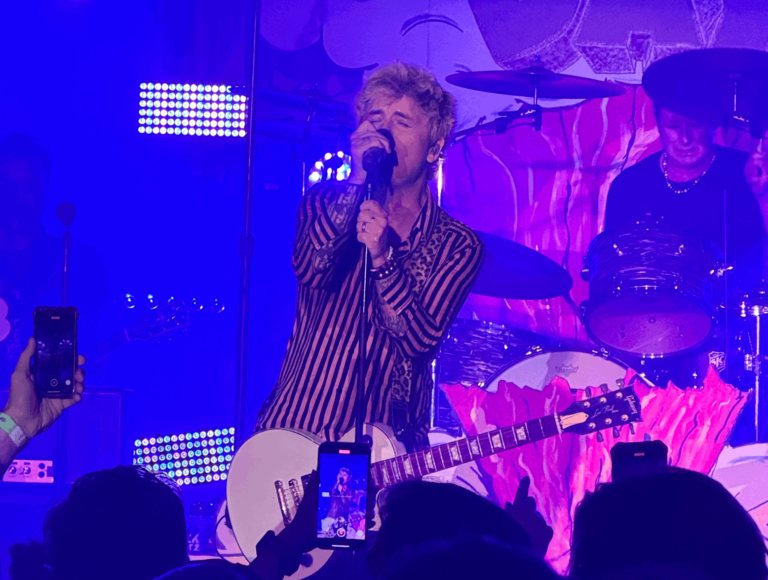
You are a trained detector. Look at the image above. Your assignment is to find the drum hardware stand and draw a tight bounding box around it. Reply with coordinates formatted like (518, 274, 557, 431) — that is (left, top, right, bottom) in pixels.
(451, 104, 543, 144)
(741, 299, 768, 442)
(724, 73, 765, 139)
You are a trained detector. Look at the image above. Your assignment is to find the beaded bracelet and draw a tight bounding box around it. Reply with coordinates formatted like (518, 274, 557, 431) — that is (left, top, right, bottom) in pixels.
(370, 246, 396, 279)
(371, 258, 398, 280)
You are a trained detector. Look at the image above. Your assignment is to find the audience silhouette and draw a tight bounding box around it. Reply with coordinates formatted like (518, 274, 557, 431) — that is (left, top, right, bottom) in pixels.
(570, 467, 768, 580)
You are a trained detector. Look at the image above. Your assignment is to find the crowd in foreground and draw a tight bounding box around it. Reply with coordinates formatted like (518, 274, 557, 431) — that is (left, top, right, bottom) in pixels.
(1, 340, 767, 580)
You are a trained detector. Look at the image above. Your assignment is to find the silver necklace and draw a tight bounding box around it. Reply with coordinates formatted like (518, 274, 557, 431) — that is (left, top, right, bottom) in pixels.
(662, 151, 717, 194)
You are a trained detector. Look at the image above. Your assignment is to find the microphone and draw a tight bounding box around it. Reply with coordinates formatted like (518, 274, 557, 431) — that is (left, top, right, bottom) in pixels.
(56, 202, 76, 228)
(362, 128, 395, 173)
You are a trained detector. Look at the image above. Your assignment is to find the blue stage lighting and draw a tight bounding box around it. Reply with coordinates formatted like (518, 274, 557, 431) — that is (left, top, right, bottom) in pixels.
(308, 151, 352, 187)
(139, 83, 247, 138)
(133, 426, 235, 486)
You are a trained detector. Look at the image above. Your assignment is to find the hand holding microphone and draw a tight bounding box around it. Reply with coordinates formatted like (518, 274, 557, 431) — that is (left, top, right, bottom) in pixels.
(348, 121, 394, 185)
(348, 122, 396, 266)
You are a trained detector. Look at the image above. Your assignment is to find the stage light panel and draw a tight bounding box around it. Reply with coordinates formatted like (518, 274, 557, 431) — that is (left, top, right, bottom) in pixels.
(133, 427, 234, 486)
(138, 83, 247, 137)
(308, 151, 352, 187)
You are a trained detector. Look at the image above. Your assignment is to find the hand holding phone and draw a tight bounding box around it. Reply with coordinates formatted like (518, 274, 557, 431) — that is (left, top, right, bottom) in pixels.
(316, 441, 371, 550)
(2, 336, 86, 439)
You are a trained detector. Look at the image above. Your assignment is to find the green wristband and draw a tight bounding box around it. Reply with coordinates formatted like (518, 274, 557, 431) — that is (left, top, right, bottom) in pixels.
(0, 412, 29, 448)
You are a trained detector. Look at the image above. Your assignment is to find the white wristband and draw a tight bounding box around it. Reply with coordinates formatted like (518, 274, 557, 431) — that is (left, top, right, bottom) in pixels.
(0, 412, 29, 448)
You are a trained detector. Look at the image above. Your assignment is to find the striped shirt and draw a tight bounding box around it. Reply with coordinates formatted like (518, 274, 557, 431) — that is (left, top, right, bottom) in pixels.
(256, 181, 484, 449)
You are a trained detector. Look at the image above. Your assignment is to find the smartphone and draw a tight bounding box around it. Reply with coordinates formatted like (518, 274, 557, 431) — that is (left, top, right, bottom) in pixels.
(316, 441, 371, 550)
(611, 440, 668, 482)
(33, 306, 79, 398)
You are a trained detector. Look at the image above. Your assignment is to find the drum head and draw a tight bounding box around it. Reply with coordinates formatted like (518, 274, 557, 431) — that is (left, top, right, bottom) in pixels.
(585, 294, 714, 357)
(485, 350, 630, 393)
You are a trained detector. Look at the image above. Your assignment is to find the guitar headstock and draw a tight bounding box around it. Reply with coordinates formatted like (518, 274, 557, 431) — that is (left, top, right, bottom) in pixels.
(559, 386, 642, 435)
(125, 299, 191, 342)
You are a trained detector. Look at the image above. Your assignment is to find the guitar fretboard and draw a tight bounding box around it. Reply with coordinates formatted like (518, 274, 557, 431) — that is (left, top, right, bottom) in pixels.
(371, 414, 560, 488)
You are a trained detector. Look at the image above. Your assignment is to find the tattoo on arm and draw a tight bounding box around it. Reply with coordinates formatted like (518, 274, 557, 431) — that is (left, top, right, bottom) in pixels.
(312, 246, 333, 272)
(375, 274, 397, 292)
(376, 290, 407, 336)
(328, 186, 363, 231)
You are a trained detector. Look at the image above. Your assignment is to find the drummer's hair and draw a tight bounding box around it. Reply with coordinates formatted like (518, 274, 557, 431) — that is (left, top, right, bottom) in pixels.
(355, 61, 456, 179)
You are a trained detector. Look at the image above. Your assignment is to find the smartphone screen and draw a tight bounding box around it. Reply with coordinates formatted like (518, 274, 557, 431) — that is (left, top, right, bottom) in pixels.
(33, 307, 78, 398)
(611, 440, 668, 482)
(316, 441, 370, 550)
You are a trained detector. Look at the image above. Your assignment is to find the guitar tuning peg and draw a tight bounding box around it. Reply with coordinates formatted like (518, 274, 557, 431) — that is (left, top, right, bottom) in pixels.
(600, 383, 610, 394)
(629, 423, 636, 435)
(596, 431, 604, 442)
(585, 387, 593, 398)
(612, 426, 621, 438)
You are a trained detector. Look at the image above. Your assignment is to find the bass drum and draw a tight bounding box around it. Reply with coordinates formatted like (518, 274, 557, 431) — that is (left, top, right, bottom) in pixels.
(484, 349, 644, 394)
(711, 444, 768, 549)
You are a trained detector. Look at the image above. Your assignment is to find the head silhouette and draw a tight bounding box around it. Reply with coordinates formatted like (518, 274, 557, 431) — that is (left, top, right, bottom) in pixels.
(570, 468, 767, 580)
(367, 480, 532, 576)
(379, 535, 558, 580)
(44, 466, 188, 580)
(156, 561, 257, 580)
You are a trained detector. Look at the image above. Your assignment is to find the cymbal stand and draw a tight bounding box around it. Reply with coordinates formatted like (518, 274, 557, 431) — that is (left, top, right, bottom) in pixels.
(725, 73, 764, 138)
(451, 104, 543, 144)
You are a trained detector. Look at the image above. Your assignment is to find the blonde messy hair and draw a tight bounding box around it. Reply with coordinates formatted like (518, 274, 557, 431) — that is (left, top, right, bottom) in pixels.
(354, 61, 457, 178)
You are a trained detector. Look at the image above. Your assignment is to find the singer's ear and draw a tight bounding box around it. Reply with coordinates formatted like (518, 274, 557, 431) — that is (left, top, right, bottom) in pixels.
(427, 138, 445, 163)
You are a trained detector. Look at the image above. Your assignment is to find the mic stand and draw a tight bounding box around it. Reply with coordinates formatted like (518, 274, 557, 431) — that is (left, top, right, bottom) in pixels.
(355, 170, 387, 445)
(234, 0, 263, 450)
(355, 176, 372, 445)
(55, 203, 75, 497)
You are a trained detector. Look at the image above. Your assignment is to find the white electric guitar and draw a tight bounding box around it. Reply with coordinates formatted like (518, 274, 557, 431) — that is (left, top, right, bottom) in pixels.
(226, 386, 642, 579)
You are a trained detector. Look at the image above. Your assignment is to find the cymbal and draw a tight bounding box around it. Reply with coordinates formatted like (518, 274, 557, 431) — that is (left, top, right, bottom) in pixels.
(446, 67, 626, 100)
(472, 232, 573, 300)
(257, 88, 352, 120)
(252, 120, 353, 144)
(643, 48, 768, 126)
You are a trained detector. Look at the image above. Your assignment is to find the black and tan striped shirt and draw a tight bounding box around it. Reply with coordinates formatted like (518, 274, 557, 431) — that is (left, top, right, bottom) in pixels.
(256, 182, 484, 449)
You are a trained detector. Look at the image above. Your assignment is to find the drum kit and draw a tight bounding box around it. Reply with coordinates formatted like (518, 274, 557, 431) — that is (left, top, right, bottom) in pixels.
(255, 49, 768, 443)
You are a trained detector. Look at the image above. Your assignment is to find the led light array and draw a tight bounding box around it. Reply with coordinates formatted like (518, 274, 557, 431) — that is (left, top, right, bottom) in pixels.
(308, 151, 352, 185)
(133, 427, 235, 486)
(138, 83, 247, 137)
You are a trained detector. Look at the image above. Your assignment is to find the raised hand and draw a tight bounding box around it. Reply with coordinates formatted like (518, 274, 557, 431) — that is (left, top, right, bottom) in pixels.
(505, 476, 554, 559)
(3, 338, 86, 439)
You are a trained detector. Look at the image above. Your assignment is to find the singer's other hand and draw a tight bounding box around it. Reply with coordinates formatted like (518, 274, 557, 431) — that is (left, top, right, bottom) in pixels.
(348, 120, 391, 185)
(356, 200, 389, 267)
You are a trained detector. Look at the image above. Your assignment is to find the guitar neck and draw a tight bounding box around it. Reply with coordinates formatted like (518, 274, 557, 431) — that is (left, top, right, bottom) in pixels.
(371, 413, 560, 489)
(88, 329, 130, 364)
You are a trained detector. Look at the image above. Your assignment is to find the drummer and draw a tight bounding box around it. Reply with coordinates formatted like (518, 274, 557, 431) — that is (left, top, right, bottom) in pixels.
(604, 103, 765, 292)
